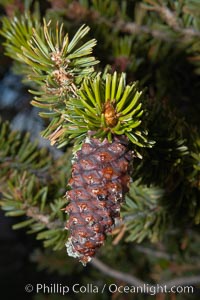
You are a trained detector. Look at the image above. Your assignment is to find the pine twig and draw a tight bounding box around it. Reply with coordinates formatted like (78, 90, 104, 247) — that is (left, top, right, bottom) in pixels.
(26, 206, 63, 229)
(64, 2, 200, 42)
(135, 245, 177, 260)
(116, 21, 172, 41)
(90, 257, 144, 287)
(98, 17, 200, 42)
(141, 3, 200, 39)
(90, 257, 200, 293)
(164, 276, 200, 289)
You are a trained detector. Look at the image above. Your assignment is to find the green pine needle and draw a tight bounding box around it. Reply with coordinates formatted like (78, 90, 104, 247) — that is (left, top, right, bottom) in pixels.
(64, 72, 151, 148)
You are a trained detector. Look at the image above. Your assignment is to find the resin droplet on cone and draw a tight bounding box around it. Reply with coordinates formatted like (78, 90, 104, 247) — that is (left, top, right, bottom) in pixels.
(65, 135, 133, 265)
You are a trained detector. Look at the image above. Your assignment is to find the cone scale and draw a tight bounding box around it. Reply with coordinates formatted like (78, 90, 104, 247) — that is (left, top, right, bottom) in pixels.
(65, 135, 133, 265)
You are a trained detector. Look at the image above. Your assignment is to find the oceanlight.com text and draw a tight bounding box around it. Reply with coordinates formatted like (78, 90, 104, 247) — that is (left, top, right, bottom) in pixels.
(25, 283, 194, 296)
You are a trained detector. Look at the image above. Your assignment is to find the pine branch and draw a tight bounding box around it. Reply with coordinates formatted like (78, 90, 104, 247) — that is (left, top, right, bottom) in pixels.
(0, 119, 71, 250)
(31, 246, 200, 293)
(163, 275, 200, 289)
(90, 257, 144, 287)
(46, 0, 200, 77)
(91, 258, 200, 292)
(121, 182, 166, 243)
(135, 245, 177, 260)
(26, 206, 63, 230)
(62, 1, 200, 41)
(0, 14, 99, 147)
(0, 119, 53, 179)
(0, 170, 68, 250)
(114, 21, 174, 42)
(141, 1, 200, 39)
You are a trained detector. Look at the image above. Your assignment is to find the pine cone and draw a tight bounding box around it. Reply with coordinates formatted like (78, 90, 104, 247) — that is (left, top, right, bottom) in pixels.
(65, 135, 133, 265)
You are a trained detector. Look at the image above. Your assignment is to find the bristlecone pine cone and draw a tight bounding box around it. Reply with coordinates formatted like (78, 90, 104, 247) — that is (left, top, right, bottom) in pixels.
(65, 135, 133, 265)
